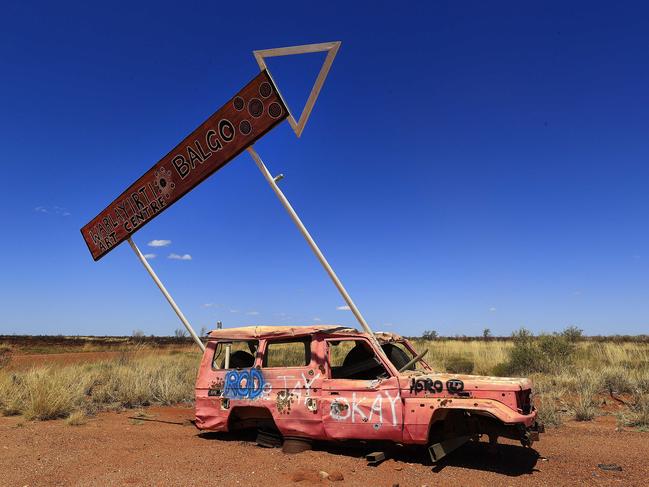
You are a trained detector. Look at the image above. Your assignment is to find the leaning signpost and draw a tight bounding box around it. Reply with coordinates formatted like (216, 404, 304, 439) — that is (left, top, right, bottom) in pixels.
(81, 41, 386, 354)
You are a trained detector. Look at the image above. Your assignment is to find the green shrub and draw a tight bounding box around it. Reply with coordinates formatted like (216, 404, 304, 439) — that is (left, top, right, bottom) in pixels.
(502, 328, 542, 375)
(537, 334, 576, 372)
(444, 355, 474, 374)
(561, 326, 583, 342)
(499, 328, 576, 375)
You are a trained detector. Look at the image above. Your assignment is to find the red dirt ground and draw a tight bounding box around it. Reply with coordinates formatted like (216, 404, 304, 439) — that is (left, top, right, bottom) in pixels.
(1, 407, 647, 486)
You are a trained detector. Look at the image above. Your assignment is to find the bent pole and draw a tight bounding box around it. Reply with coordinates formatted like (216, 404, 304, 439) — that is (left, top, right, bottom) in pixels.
(247, 146, 384, 353)
(127, 237, 205, 352)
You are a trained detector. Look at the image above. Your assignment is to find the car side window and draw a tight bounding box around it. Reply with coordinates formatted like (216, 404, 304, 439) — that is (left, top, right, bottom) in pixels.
(212, 340, 258, 369)
(262, 338, 311, 367)
(328, 339, 390, 380)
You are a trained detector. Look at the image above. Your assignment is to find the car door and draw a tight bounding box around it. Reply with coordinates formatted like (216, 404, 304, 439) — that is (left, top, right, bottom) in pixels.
(259, 337, 325, 439)
(321, 338, 403, 441)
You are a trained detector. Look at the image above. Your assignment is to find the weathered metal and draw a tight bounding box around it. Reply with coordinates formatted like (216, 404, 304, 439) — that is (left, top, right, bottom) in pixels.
(366, 451, 386, 466)
(428, 435, 471, 463)
(195, 325, 542, 459)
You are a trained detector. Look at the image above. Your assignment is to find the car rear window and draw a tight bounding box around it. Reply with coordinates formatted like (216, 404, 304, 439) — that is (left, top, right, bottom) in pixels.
(212, 340, 258, 369)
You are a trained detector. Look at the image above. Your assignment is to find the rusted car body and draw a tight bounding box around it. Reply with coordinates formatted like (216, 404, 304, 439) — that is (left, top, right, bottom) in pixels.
(195, 325, 542, 460)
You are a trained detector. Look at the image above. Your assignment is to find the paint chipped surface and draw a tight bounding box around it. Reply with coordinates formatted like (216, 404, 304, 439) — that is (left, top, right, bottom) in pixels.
(195, 325, 539, 444)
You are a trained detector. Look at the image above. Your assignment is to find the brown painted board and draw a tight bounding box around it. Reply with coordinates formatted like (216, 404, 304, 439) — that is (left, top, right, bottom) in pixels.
(81, 70, 288, 261)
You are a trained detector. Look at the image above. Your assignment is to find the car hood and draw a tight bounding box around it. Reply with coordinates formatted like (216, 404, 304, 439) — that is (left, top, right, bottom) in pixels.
(400, 371, 532, 391)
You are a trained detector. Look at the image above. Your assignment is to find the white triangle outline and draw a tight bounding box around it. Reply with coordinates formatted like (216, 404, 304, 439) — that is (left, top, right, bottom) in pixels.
(253, 41, 341, 138)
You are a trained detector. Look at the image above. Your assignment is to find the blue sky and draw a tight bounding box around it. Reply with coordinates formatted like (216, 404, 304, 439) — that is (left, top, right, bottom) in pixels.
(1, 1, 647, 337)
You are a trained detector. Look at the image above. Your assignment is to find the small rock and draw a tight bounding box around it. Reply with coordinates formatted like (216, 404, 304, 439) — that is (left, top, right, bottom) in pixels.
(329, 471, 344, 482)
(394, 466, 403, 471)
(318, 471, 329, 479)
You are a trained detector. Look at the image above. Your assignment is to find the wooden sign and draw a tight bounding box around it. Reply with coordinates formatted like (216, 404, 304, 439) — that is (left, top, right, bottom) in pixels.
(81, 70, 288, 260)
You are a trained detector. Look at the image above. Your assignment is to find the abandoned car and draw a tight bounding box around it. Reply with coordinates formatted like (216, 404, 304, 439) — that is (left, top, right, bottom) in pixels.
(195, 325, 543, 461)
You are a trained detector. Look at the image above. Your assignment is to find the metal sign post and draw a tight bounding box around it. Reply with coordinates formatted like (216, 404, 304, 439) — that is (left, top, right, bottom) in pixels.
(247, 146, 384, 352)
(247, 41, 386, 356)
(128, 238, 205, 352)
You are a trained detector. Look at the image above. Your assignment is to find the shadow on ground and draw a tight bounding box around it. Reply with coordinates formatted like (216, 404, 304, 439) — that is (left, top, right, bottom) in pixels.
(197, 431, 539, 477)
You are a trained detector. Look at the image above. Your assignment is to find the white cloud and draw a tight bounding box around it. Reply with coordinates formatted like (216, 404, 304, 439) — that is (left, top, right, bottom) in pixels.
(313, 317, 321, 322)
(230, 309, 239, 313)
(148, 239, 171, 247)
(489, 307, 497, 312)
(202, 303, 219, 308)
(34, 205, 70, 216)
(168, 253, 192, 261)
(246, 311, 260, 316)
(143, 253, 156, 260)
(336, 305, 351, 311)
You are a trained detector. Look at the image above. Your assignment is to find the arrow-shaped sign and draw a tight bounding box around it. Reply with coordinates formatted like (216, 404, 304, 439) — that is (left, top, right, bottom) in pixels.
(79, 41, 388, 359)
(253, 41, 340, 137)
(81, 43, 341, 260)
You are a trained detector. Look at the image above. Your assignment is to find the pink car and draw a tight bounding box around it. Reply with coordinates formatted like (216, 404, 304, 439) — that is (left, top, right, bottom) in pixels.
(195, 325, 543, 462)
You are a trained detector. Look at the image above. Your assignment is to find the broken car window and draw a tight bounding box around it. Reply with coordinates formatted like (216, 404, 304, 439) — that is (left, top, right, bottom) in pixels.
(328, 339, 390, 380)
(212, 340, 258, 369)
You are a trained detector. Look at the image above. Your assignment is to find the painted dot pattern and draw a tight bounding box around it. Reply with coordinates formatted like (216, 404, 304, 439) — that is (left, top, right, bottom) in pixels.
(268, 102, 283, 119)
(248, 98, 263, 118)
(259, 82, 272, 98)
(233, 96, 244, 111)
(239, 120, 251, 135)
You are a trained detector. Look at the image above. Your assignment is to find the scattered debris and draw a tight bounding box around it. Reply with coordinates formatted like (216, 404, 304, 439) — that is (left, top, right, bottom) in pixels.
(597, 463, 623, 472)
(281, 437, 312, 454)
(256, 430, 282, 448)
(366, 451, 386, 466)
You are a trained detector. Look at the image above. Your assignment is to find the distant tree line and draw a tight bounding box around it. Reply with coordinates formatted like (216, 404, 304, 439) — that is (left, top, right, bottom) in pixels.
(411, 326, 649, 343)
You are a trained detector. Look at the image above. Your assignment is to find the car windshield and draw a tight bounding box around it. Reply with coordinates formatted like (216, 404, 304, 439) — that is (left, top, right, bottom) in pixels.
(382, 340, 430, 372)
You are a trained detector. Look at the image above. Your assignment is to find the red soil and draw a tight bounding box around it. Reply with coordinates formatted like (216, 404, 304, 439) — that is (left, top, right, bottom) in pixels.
(1, 407, 647, 486)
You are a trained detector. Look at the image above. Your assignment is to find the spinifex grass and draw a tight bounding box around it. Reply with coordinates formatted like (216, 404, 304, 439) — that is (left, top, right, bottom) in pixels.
(1, 338, 648, 430)
(0, 353, 198, 422)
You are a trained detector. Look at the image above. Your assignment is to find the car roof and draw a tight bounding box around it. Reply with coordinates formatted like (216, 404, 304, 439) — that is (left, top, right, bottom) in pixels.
(207, 324, 404, 342)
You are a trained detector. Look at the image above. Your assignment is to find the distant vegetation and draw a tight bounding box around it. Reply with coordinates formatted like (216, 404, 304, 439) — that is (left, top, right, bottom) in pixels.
(0, 330, 647, 431)
(411, 326, 649, 430)
(0, 335, 197, 355)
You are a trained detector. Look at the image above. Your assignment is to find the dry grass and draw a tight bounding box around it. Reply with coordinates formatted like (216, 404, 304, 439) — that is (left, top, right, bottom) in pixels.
(0, 353, 198, 422)
(414, 338, 649, 429)
(412, 339, 511, 376)
(1, 338, 648, 432)
(65, 410, 87, 426)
